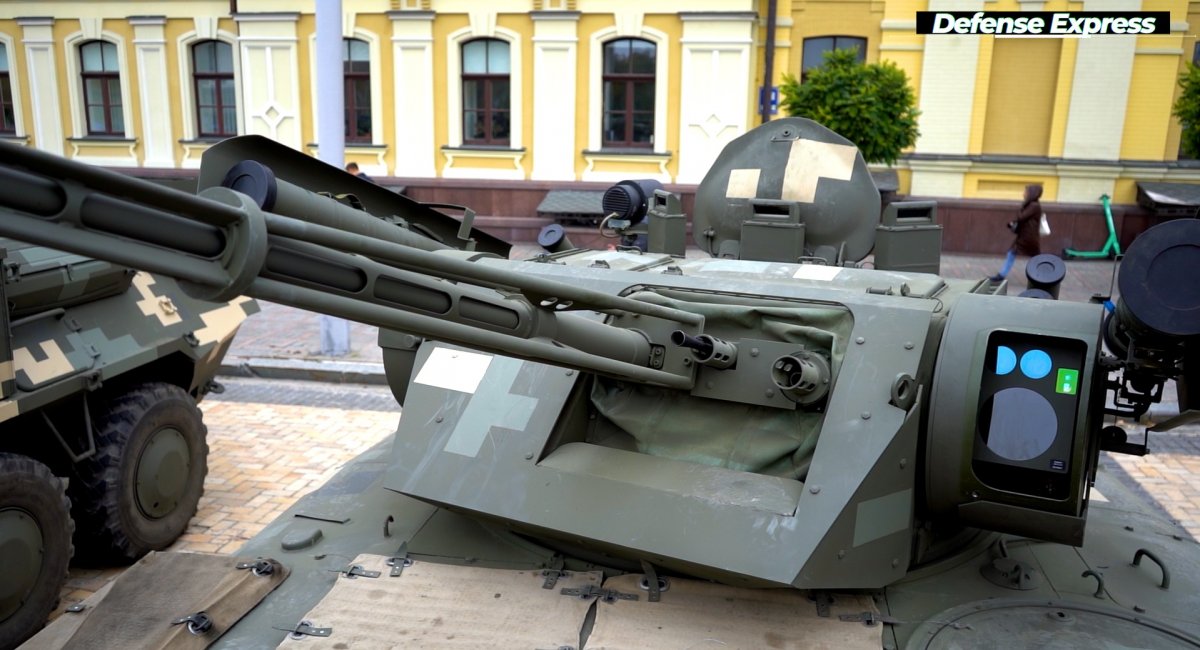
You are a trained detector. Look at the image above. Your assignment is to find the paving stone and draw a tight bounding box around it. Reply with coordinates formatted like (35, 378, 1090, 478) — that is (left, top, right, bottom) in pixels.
(49, 377, 398, 622)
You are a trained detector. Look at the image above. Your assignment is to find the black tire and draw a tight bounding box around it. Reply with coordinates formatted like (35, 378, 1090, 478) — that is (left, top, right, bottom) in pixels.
(69, 383, 208, 564)
(0, 453, 74, 650)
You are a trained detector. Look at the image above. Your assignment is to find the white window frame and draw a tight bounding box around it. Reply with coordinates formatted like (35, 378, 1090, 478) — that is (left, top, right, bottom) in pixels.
(0, 34, 27, 138)
(177, 29, 244, 142)
(64, 30, 134, 140)
(587, 26, 668, 154)
(446, 26, 523, 149)
(307, 28, 384, 147)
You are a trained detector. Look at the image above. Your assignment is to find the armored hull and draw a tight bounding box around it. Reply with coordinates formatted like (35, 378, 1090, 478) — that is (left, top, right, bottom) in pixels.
(2, 121, 1197, 649)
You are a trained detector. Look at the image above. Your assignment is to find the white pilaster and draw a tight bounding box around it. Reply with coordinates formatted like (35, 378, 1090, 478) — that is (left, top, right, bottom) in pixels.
(235, 13, 302, 150)
(131, 17, 174, 167)
(531, 11, 580, 181)
(18, 18, 63, 155)
(675, 12, 755, 184)
(913, 0, 983, 155)
(1061, 0, 1140, 160)
(390, 11, 436, 177)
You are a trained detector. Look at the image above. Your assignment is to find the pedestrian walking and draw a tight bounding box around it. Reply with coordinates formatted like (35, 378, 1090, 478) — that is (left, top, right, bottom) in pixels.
(991, 184, 1043, 281)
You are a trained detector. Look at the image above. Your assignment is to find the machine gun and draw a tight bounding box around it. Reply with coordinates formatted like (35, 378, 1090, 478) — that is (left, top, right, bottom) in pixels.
(1, 119, 1197, 648)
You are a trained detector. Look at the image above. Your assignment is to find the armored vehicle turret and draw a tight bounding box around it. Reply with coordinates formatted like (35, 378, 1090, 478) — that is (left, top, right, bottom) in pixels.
(3, 119, 1198, 649)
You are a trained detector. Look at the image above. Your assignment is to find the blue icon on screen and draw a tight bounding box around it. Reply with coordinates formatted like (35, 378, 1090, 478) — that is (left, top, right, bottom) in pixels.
(1020, 349, 1052, 379)
(996, 346, 1016, 375)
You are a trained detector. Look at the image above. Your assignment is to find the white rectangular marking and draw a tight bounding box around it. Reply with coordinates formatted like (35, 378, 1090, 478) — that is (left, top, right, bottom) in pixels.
(725, 168, 761, 198)
(702, 260, 771, 274)
(793, 265, 842, 281)
(414, 347, 493, 394)
(782, 139, 857, 203)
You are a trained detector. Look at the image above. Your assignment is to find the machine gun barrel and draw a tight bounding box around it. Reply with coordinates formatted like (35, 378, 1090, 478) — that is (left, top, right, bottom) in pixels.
(0, 142, 697, 389)
(669, 330, 737, 369)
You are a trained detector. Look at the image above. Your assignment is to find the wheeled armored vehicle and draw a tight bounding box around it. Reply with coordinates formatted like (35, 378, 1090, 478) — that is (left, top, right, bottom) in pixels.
(0, 239, 256, 648)
(1, 118, 1197, 649)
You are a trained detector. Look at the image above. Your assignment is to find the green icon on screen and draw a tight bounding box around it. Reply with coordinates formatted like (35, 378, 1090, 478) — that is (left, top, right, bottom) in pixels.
(1056, 368, 1078, 395)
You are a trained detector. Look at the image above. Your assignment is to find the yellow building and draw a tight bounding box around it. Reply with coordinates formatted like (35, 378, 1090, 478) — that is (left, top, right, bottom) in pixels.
(0, 0, 1197, 211)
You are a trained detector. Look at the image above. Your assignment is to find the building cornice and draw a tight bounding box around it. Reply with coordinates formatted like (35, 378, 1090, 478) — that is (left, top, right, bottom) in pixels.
(233, 12, 300, 23)
(386, 11, 436, 21)
(530, 11, 581, 21)
(679, 12, 758, 22)
(128, 16, 167, 26)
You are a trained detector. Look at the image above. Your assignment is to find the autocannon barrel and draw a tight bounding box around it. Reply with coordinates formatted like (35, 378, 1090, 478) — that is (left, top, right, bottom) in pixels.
(219, 159, 451, 253)
(0, 140, 697, 390)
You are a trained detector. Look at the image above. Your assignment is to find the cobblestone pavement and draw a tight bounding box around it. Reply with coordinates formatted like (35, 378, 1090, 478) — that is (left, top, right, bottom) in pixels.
(51, 377, 400, 621)
(1103, 426, 1200, 536)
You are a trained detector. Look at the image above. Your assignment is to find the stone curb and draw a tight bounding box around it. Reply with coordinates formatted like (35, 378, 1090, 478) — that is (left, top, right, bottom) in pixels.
(218, 356, 387, 385)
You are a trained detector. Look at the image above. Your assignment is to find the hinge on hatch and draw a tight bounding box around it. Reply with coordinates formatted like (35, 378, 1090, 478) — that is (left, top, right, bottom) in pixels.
(386, 542, 413, 577)
(639, 560, 665, 602)
(811, 591, 835, 617)
(330, 564, 381, 579)
(560, 585, 639, 603)
(838, 611, 900, 626)
(273, 620, 333, 639)
(541, 556, 566, 589)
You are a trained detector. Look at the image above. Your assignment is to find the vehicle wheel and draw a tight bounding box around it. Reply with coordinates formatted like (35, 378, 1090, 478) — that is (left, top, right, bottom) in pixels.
(69, 383, 208, 563)
(0, 453, 74, 650)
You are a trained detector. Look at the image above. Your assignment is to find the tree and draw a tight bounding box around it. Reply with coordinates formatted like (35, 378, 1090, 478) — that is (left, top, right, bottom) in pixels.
(1173, 62, 1200, 158)
(779, 48, 920, 166)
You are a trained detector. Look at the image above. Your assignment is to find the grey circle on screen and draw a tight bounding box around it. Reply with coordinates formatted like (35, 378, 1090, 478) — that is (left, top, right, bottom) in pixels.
(985, 387, 1057, 461)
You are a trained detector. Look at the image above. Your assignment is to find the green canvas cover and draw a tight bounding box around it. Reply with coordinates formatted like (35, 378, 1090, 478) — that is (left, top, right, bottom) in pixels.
(591, 290, 852, 480)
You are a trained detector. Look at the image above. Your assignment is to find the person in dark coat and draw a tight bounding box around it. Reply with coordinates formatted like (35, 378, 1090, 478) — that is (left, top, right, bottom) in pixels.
(991, 184, 1043, 281)
(344, 161, 374, 184)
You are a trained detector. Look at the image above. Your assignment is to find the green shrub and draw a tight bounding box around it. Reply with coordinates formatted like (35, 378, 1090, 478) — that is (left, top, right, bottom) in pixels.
(779, 48, 920, 166)
(1173, 62, 1200, 158)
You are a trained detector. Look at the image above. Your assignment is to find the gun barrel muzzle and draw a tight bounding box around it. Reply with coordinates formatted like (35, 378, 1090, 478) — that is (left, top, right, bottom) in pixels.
(671, 331, 737, 369)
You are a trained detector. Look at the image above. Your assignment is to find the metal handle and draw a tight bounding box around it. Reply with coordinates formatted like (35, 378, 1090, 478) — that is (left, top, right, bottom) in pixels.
(1131, 548, 1170, 590)
(1080, 570, 1105, 598)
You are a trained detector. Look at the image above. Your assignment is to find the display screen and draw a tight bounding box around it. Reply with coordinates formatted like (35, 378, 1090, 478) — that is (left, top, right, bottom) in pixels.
(972, 331, 1086, 499)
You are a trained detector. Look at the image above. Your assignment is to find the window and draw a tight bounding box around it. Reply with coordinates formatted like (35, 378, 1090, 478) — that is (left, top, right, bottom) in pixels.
(0, 43, 14, 134)
(462, 39, 511, 146)
(801, 36, 866, 81)
(193, 41, 236, 138)
(602, 38, 655, 148)
(80, 41, 123, 135)
(343, 38, 371, 142)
